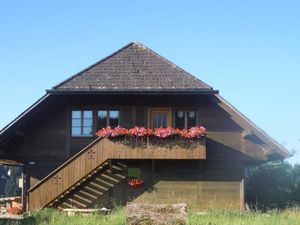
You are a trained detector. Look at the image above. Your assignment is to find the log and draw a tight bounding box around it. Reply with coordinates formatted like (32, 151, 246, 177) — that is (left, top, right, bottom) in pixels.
(126, 203, 188, 225)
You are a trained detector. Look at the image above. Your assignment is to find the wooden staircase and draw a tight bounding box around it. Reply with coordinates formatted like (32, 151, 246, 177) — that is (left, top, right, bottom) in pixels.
(28, 137, 206, 211)
(52, 162, 127, 210)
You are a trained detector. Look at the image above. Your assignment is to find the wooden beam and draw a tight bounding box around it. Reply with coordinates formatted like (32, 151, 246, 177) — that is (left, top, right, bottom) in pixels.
(0, 159, 23, 166)
(241, 129, 252, 138)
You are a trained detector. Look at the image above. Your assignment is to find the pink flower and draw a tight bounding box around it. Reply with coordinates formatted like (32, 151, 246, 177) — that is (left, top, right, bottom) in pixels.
(128, 126, 148, 137)
(153, 127, 175, 138)
(96, 126, 206, 139)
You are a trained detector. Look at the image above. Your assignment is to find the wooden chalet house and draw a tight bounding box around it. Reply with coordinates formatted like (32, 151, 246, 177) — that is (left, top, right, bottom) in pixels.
(0, 42, 289, 211)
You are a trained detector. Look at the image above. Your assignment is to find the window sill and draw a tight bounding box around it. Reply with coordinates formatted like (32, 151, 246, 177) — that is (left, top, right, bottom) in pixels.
(70, 135, 95, 139)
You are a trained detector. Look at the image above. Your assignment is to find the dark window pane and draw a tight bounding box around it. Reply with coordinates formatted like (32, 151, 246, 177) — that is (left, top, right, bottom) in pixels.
(152, 112, 158, 128)
(98, 111, 107, 118)
(175, 111, 185, 129)
(162, 113, 167, 127)
(152, 112, 168, 128)
(97, 110, 108, 129)
(109, 111, 119, 119)
(71, 127, 81, 136)
(72, 111, 81, 119)
(187, 111, 196, 128)
(109, 111, 119, 128)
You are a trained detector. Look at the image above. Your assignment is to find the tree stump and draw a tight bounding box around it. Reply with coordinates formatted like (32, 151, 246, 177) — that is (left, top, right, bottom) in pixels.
(126, 203, 188, 225)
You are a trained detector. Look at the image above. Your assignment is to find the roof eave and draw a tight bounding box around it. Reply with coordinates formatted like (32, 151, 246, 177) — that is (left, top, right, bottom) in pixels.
(213, 94, 291, 159)
(46, 88, 219, 95)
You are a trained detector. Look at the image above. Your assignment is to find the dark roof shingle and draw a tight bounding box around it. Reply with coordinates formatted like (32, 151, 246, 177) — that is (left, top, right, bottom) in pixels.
(52, 42, 213, 92)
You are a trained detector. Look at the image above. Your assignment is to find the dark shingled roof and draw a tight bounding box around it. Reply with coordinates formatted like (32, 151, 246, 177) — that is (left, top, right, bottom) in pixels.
(51, 42, 214, 92)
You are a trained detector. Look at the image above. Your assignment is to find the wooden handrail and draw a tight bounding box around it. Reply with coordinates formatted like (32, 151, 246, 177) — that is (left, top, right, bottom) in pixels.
(28, 137, 102, 192)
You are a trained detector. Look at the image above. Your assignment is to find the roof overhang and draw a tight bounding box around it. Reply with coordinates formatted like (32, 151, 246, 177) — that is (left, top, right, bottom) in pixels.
(47, 88, 219, 95)
(212, 94, 291, 159)
(0, 94, 56, 149)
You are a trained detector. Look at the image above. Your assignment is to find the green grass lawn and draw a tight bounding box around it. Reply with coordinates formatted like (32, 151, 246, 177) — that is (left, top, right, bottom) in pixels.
(3, 208, 300, 225)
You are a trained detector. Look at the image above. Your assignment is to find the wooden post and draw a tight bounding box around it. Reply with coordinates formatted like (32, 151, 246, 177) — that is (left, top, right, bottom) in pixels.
(240, 179, 245, 211)
(22, 163, 28, 212)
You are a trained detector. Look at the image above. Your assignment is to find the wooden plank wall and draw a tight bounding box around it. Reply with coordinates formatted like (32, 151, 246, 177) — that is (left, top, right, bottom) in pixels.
(132, 180, 241, 211)
(91, 159, 243, 211)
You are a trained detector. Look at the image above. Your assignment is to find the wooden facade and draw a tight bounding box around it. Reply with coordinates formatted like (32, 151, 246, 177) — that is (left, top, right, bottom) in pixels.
(28, 137, 205, 210)
(0, 42, 289, 212)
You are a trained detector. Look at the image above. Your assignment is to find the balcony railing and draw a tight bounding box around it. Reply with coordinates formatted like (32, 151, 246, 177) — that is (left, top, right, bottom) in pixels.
(108, 136, 206, 159)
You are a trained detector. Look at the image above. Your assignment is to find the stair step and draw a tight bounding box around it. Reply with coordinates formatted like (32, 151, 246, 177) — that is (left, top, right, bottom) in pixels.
(61, 201, 78, 209)
(114, 162, 127, 169)
(87, 182, 109, 192)
(103, 170, 125, 178)
(100, 173, 120, 183)
(83, 185, 104, 195)
(57, 206, 65, 211)
(73, 193, 93, 203)
(65, 198, 87, 208)
(94, 177, 114, 188)
(77, 190, 99, 200)
(71, 194, 92, 204)
(112, 173, 127, 179)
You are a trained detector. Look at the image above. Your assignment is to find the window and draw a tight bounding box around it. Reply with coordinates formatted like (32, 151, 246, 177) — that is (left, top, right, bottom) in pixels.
(97, 110, 119, 129)
(148, 108, 171, 128)
(71, 110, 93, 136)
(175, 110, 196, 128)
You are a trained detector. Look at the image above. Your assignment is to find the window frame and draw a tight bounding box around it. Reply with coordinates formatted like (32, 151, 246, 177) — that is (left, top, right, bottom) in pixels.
(71, 110, 94, 137)
(96, 109, 120, 130)
(148, 108, 172, 128)
(174, 109, 198, 129)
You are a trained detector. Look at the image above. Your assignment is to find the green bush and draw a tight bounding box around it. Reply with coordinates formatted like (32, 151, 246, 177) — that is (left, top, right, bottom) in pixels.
(245, 161, 300, 210)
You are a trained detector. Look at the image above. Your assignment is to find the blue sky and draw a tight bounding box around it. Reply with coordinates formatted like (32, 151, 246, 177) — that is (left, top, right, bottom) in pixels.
(0, 1, 299, 163)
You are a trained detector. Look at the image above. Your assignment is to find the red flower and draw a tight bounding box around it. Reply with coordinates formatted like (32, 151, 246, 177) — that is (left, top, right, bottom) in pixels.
(128, 179, 144, 188)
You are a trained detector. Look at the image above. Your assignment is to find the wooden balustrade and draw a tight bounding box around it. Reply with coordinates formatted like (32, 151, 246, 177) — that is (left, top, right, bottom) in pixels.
(28, 137, 206, 210)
